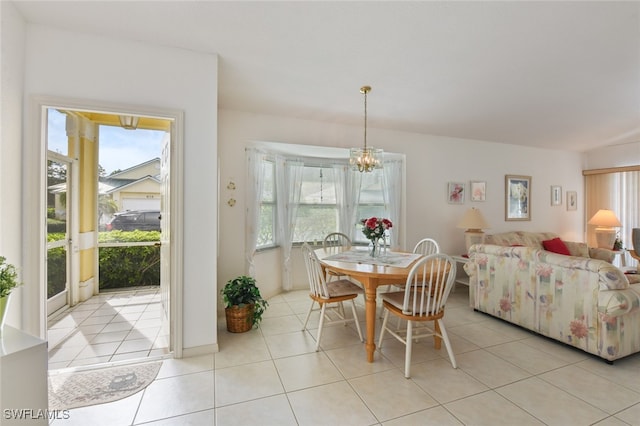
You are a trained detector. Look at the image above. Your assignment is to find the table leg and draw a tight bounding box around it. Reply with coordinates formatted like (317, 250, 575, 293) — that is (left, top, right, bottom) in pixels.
(363, 280, 378, 362)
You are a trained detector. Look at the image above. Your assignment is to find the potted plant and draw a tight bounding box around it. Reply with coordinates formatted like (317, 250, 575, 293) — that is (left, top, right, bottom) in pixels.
(0, 256, 21, 335)
(221, 275, 268, 333)
(614, 234, 624, 251)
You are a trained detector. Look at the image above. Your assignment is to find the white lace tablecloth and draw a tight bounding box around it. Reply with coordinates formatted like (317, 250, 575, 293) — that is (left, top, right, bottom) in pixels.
(323, 249, 422, 268)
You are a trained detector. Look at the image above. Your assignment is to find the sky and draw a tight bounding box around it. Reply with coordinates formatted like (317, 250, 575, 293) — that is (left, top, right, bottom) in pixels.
(47, 109, 163, 175)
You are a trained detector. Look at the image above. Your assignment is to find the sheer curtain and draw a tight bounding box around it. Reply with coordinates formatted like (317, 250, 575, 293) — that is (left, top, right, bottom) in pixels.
(275, 156, 304, 290)
(333, 164, 362, 240)
(585, 168, 640, 263)
(245, 148, 266, 277)
(382, 158, 403, 249)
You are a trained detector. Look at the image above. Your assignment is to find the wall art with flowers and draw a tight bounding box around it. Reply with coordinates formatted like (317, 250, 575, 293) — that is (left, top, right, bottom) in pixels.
(447, 182, 465, 204)
(505, 175, 531, 221)
(470, 181, 486, 202)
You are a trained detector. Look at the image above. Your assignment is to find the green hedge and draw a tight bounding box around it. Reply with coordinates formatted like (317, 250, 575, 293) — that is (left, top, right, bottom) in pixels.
(46, 233, 66, 298)
(99, 231, 160, 289)
(47, 218, 66, 233)
(47, 231, 160, 294)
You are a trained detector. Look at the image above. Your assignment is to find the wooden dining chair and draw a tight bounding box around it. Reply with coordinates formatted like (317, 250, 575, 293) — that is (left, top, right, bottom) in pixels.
(377, 253, 457, 378)
(412, 238, 440, 256)
(301, 243, 364, 351)
(630, 228, 640, 270)
(322, 232, 353, 282)
(323, 232, 352, 248)
(379, 237, 441, 319)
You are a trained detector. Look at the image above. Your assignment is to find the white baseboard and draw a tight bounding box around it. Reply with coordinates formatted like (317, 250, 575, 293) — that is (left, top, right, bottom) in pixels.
(181, 343, 219, 359)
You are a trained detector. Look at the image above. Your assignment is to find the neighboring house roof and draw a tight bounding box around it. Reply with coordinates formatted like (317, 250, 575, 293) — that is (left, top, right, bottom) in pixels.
(99, 158, 161, 194)
(47, 182, 67, 194)
(103, 175, 161, 195)
(49, 159, 161, 195)
(108, 158, 160, 180)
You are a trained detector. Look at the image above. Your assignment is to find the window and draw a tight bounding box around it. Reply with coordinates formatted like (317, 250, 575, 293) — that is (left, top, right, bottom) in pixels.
(354, 170, 386, 244)
(255, 160, 386, 248)
(257, 160, 275, 247)
(585, 167, 640, 258)
(293, 166, 338, 243)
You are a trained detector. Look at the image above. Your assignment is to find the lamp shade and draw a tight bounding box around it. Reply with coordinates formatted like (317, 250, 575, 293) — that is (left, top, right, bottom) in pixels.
(588, 209, 621, 249)
(457, 208, 490, 231)
(587, 209, 621, 227)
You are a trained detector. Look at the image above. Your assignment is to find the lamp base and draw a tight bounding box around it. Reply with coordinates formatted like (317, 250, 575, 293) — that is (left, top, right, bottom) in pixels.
(464, 230, 485, 254)
(594, 227, 616, 249)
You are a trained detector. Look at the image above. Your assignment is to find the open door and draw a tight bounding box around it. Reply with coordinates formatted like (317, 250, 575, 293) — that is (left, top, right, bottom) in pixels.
(159, 130, 172, 351)
(46, 153, 76, 315)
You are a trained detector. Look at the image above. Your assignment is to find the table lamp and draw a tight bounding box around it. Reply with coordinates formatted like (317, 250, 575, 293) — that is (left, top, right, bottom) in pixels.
(457, 207, 490, 253)
(588, 209, 621, 249)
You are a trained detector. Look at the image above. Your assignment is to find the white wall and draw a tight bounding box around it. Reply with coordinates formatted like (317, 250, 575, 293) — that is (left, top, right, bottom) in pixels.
(20, 25, 218, 352)
(0, 1, 26, 328)
(217, 109, 586, 310)
(584, 142, 640, 169)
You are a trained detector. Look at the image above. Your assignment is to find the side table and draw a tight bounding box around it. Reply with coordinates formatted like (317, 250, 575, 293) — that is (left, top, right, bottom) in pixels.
(451, 255, 470, 289)
(606, 249, 627, 268)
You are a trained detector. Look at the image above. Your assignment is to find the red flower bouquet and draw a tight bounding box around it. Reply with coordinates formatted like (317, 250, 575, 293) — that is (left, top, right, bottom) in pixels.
(360, 217, 392, 242)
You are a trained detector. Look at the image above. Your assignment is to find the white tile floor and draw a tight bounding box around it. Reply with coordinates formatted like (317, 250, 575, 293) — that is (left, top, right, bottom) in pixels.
(49, 286, 640, 425)
(47, 287, 169, 370)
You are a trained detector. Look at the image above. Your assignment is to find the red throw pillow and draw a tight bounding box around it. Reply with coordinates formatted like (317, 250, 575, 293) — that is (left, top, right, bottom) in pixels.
(542, 238, 571, 256)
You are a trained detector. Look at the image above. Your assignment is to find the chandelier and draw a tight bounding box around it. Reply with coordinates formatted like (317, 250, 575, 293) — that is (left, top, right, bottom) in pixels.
(349, 86, 383, 172)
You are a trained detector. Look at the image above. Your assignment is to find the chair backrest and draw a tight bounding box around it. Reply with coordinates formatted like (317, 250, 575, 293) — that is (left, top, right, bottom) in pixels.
(323, 232, 352, 248)
(412, 238, 440, 256)
(402, 253, 456, 317)
(633, 228, 640, 256)
(301, 243, 330, 299)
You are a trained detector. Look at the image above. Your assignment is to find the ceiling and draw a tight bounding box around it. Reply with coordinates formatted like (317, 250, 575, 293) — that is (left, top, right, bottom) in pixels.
(12, 1, 640, 152)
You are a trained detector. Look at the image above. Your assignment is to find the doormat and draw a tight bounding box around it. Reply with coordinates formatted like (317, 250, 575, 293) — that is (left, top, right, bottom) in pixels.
(48, 361, 162, 410)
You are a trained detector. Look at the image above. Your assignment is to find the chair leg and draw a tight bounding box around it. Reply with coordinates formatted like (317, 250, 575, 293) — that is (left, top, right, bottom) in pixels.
(377, 309, 390, 348)
(302, 300, 314, 331)
(404, 320, 413, 378)
(437, 319, 457, 369)
(315, 303, 327, 351)
(433, 319, 442, 350)
(350, 300, 363, 342)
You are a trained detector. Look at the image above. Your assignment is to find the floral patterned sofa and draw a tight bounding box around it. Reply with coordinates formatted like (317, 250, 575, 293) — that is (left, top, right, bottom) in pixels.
(484, 231, 615, 263)
(464, 238, 640, 362)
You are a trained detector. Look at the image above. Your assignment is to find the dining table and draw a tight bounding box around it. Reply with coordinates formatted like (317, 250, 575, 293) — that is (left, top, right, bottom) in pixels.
(314, 246, 424, 362)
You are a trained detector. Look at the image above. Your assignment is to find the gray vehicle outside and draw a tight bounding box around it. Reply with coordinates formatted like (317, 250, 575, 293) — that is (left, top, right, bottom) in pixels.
(106, 210, 161, 231)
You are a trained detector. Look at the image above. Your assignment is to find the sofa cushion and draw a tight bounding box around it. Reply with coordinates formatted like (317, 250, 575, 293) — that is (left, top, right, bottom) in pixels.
(563, 241, 590, 258)
(486, 231, 613, 262)
(485, 231, 558, 249)
(542, 237, 571, 255)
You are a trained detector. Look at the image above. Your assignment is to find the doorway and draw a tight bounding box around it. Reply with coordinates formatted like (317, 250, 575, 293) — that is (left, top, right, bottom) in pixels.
(40, 101, 183, 369)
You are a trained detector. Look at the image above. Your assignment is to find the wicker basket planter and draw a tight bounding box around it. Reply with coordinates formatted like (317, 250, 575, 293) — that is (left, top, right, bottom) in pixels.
(221, 275, 268, 333)
(225, 304, 255, 333)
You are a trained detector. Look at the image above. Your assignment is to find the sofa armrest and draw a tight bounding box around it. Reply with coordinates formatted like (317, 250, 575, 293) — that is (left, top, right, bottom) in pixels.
(590, 247, 615, 263)
(598, 285, 640, 319)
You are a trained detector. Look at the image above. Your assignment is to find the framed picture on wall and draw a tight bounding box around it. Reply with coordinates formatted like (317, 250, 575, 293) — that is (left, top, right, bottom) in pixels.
(470, 181, 486, 202)
(447, 182, 465, 204)
(551, 185, 562, 206)
(505, 175, 531, 221)
(566, 191, 577, 211)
